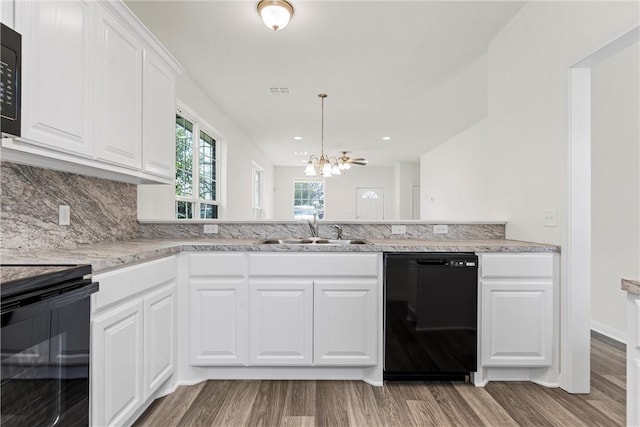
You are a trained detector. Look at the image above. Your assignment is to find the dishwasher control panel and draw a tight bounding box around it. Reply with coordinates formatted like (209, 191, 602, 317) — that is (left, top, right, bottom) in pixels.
(450, 260, 476, 267)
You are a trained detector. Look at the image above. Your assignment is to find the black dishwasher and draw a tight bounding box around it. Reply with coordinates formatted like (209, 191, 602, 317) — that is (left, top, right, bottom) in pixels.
(384, 253, 478, 381)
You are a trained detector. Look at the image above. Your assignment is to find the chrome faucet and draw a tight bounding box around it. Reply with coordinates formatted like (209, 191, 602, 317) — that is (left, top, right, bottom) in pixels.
(333, 225, 343, 240)
(308, 213, 319, 237)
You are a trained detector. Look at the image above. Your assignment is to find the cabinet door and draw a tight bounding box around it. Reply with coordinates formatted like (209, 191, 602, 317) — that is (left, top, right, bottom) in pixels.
(190, 278, 247, 365)
(143, 283, 176, 400)
(92, 299, 144, 427)
(15, 0, 94, 156)
(142, 50, 176, 179)
(94, 7, 142, 169)
(314, 279, 378, 366)
(481, 281, 553, 366)
(248, 279, 313, 365)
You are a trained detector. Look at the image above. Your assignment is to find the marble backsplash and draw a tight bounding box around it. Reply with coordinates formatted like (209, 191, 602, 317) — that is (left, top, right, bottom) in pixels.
(1, 162, 139, 251)
(139, 221, 506, 240)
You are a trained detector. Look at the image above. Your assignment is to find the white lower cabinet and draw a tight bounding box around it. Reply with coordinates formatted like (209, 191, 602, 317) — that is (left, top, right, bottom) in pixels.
(479, 253, 556, 368)
(481, 281, 553, 366)
(92, 299, 144, 427)
(187, 252, 381, 369)
(314, 279, 378, 366)
(143, 284, 176, 400)
(92, 256, 177, 427)
(189, 279, 247, 365)
(249, 279, 313, 365)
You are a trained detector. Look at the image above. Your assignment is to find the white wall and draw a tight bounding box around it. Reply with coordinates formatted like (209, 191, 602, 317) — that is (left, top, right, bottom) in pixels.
(487, 1, 639, 244)
(273, 166, 397, 220)
(420, 119, 506, 221)
(590, 42, 640, 339)
(138, 74, 274, 220)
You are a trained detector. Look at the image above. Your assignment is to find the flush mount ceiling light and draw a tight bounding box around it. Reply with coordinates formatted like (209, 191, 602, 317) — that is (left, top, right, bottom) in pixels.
(304, 94, 368, 177)
(257, 0, 294, 31)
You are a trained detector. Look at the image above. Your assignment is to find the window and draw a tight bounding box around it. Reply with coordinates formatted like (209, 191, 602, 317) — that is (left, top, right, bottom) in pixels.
(252, 162, 264, 219)
(175, 109, 220, 219)
(293, 180, 324, 220)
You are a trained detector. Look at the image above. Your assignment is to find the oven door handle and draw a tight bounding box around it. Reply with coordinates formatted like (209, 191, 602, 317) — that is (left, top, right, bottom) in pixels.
(1, 282, 99, 326)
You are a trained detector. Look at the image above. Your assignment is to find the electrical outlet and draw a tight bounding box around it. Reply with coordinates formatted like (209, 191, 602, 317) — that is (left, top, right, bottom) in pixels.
(203, 224, 219, 234)
(433, 224, 449, 234)
(544, 209, 557, 227)
(59, 205, 71, 226)
(391, 225, 407, 235)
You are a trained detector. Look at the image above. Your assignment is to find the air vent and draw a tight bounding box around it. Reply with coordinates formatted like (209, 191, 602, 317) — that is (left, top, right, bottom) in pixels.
(269, 87, 291, 96)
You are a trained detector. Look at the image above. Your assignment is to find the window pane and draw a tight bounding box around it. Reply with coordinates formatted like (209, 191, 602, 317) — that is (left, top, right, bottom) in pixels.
(175, 115, 194, 197)
(293, 181, 324, 220)
(200, 203, 218, 219)
(199, 130, 216, 201)
(176, 201, 194, 219)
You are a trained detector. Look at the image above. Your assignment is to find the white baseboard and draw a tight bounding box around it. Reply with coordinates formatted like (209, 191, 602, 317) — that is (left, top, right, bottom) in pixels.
(590, 320, 627, 344)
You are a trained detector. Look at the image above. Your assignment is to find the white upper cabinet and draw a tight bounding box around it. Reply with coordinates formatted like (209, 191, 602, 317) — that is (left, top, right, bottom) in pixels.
(4, 0, 182, 184)
(94, 5, 143, 170)
(15, 0, 94, 156)
(142, 50, 176, 179)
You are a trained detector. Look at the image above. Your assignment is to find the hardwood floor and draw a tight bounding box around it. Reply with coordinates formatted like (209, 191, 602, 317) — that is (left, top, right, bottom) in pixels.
(134, 333, 625, 426)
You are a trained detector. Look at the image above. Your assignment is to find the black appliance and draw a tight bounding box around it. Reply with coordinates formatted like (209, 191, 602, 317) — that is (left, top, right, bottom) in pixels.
(1, 23, 21, 137)
(1, 264, 99, 427)
(384, 253, 478, 381)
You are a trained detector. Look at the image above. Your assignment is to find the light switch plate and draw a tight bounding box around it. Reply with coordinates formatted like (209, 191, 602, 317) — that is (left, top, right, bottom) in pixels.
(391, 225, 407, 235)
(544, 209, 557, 227)
(203, 224, 219, 234)
(59, 205, 71, 226)
(433, 224, 449, 234)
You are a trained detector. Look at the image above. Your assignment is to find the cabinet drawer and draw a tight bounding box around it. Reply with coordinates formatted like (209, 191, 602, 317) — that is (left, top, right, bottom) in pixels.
(481, 253, 554, 279)
(188, 253, 246, 277)
(248, 253, 379, 277)
(93, 256, 176, 311)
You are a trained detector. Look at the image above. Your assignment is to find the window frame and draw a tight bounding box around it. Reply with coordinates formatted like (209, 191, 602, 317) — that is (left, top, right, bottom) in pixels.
(252, 161, 264, 220)
(175, 103, 222, 219)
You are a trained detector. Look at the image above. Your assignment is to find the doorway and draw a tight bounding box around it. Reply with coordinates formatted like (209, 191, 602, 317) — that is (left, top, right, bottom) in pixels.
(411, 185, 420, 220)
(565, 25, 639, 393)
(356, 187, 384, 220)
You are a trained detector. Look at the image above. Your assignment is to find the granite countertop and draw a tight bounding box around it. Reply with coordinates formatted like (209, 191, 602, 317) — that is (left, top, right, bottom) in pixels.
(0, 238, 559, 274)
(622, 278, 640, 295)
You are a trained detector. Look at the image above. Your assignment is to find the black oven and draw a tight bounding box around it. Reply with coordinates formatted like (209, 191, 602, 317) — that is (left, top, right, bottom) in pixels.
(1, 23, 21, 137)
(1, 265, 99, 427)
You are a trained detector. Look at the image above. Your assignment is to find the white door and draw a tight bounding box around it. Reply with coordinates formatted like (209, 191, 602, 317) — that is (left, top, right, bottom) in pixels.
(314, 279, 378, 366)
(16, 0, 94, 156)
(95, 7, 143, 169)
(143, 284, 176, 399)
(412, 184, 421, 219)
(248, 279, 313, 365)
(142, 50, 176, 179)
(481, 281, 553, 367)
(356, 187, 384, 220)
(189, 278, 247, 366)
(92, 299, 144, 427)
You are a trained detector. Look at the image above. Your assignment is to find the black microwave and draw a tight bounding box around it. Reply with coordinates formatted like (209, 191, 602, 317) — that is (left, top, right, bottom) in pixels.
(1, 23, 21, 137)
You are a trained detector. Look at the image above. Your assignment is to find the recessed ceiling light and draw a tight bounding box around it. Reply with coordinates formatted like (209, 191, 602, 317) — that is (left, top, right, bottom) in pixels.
(382, 136, 391, 141)
(294, 151, 308, 156)
(293, 136, 303, 140)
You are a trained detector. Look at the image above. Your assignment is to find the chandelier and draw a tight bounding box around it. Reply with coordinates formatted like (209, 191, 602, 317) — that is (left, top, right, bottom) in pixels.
(304, 94, 367, 177)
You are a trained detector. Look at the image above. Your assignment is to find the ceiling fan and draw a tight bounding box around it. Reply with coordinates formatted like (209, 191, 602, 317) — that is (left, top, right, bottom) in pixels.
(338, 151, 368, 169)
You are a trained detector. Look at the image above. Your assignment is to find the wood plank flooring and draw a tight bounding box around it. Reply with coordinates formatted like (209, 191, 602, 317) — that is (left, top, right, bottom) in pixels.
(134, 333, 626, 426)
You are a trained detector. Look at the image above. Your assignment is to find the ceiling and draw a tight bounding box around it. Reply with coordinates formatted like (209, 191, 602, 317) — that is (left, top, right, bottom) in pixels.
(125, 1, 525, 167)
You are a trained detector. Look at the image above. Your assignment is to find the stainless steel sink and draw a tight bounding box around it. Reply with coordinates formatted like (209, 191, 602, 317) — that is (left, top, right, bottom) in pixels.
(258, 238, 370, 245)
